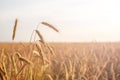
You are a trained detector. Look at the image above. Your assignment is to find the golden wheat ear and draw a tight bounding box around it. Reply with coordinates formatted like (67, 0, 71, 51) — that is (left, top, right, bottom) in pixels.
(12, 18, 18, 40)
(41, 21, 59, 32)
(35, 30, 46, 44)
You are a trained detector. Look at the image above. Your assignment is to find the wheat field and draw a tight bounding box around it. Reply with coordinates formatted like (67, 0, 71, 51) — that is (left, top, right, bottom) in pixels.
(0, 19, 120, 80)
(0, 42, 120, 80)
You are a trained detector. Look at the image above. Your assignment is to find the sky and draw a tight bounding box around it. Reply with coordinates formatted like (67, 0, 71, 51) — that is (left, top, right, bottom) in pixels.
(0, 0, 120, 42)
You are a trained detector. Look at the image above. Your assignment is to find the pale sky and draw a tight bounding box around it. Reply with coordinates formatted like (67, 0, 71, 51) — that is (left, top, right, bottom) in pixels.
(0, 0, 120, 42)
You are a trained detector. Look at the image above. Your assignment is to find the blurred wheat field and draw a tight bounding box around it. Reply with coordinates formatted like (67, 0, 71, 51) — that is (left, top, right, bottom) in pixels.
(0, 42, 120, 80)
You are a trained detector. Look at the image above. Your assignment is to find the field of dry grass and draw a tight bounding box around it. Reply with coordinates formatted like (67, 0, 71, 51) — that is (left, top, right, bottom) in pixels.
(0, 42, 120, 80)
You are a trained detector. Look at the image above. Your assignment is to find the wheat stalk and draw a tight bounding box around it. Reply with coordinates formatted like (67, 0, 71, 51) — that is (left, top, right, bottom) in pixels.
(0, 66, 5, 76)
(111, 63, 116, 80)
(36, 42, 45, 65)
(19, 56, 32, 65)
(0, 66, 6, 80)
(97, 57, 110, 79)
(45, 74, 53, 80)
(46, 43, 55, 56)
(63, 63, 69, 80)
(16, 64, 27, 78)
(12, 19, 18, 40)
(11, 55, 18, 74)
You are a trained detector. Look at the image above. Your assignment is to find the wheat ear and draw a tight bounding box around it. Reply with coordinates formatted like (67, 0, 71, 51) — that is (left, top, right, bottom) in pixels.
(35, 30, 46, 44)
(12, 18, 18, 40)
(41, 22, 59, 32)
